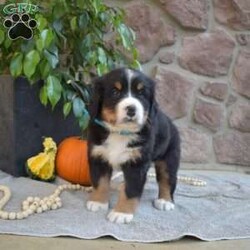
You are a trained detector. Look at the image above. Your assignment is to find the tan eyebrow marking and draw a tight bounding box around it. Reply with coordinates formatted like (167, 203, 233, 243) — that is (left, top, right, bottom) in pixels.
(114, 81, 122, 90)
(137, 82, 144, 90)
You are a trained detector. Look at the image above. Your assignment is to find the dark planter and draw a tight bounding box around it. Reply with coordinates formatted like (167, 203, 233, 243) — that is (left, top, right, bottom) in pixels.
(0, 75, 81, 177)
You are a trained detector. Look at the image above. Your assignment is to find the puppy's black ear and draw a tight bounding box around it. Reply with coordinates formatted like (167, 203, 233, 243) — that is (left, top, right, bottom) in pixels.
(89, 76, 104, 120)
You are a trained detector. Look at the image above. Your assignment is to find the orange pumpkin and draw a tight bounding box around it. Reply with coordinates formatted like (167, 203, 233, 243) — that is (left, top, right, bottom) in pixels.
(56, 137, 91, 186)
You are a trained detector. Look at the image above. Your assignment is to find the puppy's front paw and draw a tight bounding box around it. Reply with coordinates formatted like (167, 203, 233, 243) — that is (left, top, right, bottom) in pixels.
(86, 201, 109, 212)
(107, 210, 134, 224)
(153, 199, 175, 211)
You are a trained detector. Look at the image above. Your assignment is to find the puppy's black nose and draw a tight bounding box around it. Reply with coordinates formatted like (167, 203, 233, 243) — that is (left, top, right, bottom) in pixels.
(126, 105, 136, 117)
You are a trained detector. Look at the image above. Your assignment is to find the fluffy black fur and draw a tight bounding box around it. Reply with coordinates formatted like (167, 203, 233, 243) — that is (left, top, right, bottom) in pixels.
(87, 68, 180, 202)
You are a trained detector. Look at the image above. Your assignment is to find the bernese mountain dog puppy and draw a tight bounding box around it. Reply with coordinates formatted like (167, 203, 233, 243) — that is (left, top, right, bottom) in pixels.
(86, 68, 180, 224)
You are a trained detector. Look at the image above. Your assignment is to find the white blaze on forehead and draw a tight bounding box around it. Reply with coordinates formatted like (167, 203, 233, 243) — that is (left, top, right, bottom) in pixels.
(126, 69, 136, 97)
(126, 68, 135, 85)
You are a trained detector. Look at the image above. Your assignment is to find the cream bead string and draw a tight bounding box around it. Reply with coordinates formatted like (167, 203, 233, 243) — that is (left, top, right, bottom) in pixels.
(112, 172, 207, 186)
(147, 173, 207, 186)
(0, 184, 92, 220)
(177, 175, 207, 186)
(0, 173, 206, 220)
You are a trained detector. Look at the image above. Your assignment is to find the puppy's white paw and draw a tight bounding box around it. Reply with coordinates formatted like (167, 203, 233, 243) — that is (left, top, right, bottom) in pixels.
(153, 199, 175, 211)
(86, 201, 109, 212)
(107, 210, 134, 224)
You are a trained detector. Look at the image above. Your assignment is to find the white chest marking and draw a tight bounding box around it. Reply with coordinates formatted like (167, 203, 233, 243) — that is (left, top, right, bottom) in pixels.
(91, 133, 140, 168)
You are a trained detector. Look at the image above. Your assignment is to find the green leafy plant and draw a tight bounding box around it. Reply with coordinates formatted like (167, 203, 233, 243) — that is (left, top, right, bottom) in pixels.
(0, 0, 139, 130)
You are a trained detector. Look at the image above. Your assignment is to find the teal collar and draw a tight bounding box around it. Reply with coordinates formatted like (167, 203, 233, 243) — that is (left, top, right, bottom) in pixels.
(94, 119, 138, 136)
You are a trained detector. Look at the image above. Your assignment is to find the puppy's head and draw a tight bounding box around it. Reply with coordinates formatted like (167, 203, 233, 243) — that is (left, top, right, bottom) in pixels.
(90, 68, 155, 129)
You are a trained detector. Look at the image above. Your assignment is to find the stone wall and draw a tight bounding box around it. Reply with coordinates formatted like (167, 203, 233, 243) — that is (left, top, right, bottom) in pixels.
(108, 0, 250, 171)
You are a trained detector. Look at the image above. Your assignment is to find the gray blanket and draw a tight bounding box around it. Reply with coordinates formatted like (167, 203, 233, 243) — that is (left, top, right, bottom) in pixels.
(0, 169, 250, 242)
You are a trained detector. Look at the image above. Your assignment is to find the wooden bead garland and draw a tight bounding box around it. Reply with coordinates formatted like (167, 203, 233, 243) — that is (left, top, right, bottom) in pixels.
(113, 172, 207, 186)
(0, 184, 92, 220)
(0, 173, 206, 220)
(147, 173, 207, 186)
(177, 176, 207, 186)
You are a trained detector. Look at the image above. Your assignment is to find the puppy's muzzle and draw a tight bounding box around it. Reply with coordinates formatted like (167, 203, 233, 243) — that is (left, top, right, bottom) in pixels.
(117, 97, 144, 125)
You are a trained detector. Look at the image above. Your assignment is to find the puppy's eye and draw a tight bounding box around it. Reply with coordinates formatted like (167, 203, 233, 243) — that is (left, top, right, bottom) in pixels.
(112, 87, 121, 96)
(137, 82, 144, 90)
(112, 82, 122, 97)
(136, 83, 144, 95)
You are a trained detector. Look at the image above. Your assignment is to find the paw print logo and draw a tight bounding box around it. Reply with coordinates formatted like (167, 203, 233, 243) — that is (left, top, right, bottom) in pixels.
(3, 13, 37, 40)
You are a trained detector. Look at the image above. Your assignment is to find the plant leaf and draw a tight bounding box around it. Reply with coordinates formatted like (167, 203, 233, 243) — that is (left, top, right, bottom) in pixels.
(53, 1, 66, 18)
(0, 29, 5, 45)
(97, 63, 107, 76)
(63, 102, 72, 117)
(10, 53, 23, 77)
(97, 47, 107, 64)
(76, 0, 85, 8)
(78, 109, 90, 130)
(85, 51, 97, 66)
(70, 16, 77, 31)
(73, 97, 85, 118)
(39, 85, 48, 106)
(23, 50, 40, 79)
(132, 48, 139, 60)
(52, 19, 65, 39)
(40, 29, 54, 48)
(130, 60, 141, 70)
(44, 49, 59, 69)
(39, 59, 51, 79)
(36, 16, 47, 32)
(79, 12, 89, 29)
(117, 24, 134, 50)
(4, 37, 12, 49)
(46, 75, 62, 109)
(21, 40, 35, 53)
(92, 0, 101, 14)
(36, 38, 44, 52)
